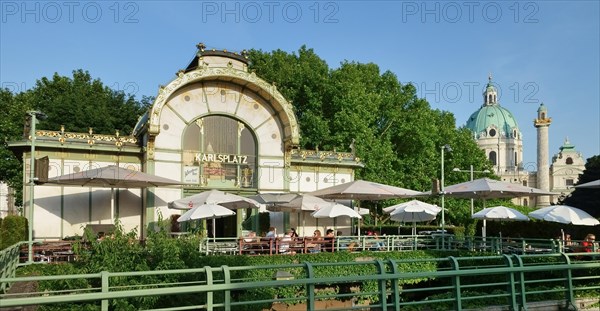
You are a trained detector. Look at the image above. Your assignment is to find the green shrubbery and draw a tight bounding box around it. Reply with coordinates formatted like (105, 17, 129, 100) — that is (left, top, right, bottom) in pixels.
(0, 215, 27, 249)
(13, 221, 600, 310)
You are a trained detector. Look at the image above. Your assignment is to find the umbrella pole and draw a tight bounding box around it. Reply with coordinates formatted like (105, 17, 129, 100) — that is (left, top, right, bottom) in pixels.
(111, 188, 115, 224)
(482, 200, 487, 243)
(212, 218, 216, 244)
(413, 222, 417, 250)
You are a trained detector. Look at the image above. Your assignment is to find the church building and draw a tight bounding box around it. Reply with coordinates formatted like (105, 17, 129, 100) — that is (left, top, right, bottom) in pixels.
(465, 76, 585, 207)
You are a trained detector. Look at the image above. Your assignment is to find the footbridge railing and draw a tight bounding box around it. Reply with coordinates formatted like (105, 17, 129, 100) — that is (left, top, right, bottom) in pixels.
(1, 252, 599, 310)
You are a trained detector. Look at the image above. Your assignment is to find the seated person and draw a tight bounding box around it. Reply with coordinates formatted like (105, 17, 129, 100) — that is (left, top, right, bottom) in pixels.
(323, 229, 335, 252)
(244, 231, 257, 243)
(582, 234, 596, 252)
(370, 232, 386, 251)
(307, 230, 322, 253)
(279, 230, 296, 255)
(266, 227, 277, 239)
(290, 228, 299, 238)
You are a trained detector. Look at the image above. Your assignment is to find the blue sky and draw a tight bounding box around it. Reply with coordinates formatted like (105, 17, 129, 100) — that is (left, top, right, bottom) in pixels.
(1, 1, 599, 169)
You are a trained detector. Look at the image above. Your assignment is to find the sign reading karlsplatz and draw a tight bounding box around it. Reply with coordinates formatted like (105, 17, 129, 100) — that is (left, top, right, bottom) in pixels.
(194, 153, 248, 164)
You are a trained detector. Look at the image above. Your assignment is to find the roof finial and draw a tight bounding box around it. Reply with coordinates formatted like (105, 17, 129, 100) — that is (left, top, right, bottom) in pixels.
(488, 72, 493, 83)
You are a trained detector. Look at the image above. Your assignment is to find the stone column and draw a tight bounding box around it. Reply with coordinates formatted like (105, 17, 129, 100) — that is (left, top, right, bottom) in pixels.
(534, 104, 552, 207)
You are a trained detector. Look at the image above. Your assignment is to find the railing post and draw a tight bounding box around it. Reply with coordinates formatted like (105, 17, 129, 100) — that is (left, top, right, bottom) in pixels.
(205, 266, 214, 311)
(221, 265, 231, 311)
(448, 256, 462, 310)
(374, 260, 388, 310)
(560, 253, 576, 310)
(0, 243, 21, 294)
(101, 271, 109, 311)
(303, 262, 315, 311)
(512, 254, 528, 310)
(502, 254, 519, 311)
(388, 259, 401, 310)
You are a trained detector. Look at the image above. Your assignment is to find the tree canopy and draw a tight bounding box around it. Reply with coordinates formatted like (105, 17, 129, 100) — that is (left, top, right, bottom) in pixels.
(248, 46, 492, 192)
(247, 47, 495, 227)
(0, 70, 150, 206)
(561, 155, 600, 217)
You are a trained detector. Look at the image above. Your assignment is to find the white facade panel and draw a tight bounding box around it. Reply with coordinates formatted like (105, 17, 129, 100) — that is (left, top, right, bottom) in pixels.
(155, 106, 186, 150)
(167, 84, 210, 122)
(154, 151, 182, 163)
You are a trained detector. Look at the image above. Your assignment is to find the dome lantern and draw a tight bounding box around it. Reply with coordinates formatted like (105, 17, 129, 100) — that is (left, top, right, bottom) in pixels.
(483, 73, 498, 106)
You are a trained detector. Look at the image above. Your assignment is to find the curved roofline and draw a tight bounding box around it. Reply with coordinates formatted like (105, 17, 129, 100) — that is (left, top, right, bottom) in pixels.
(147, 66, 300, 148)
(185, 49, 249, 72)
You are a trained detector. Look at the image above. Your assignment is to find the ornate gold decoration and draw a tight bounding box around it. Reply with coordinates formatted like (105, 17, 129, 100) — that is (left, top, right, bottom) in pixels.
(35, 129, 137, 145)
(115, 130, 123, 148)
(534, 117, 552, 127)
(146, 139, 155, 160)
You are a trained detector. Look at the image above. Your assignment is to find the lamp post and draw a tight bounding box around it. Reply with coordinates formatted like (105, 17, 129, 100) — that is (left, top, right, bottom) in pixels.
(440, 144, 452, 249)
(27, 110, 46, 263)
(452, 165, 490, 215)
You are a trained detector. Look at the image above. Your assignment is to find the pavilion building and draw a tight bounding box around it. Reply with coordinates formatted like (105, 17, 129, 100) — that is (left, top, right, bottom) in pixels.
(8, 44, 362, 240)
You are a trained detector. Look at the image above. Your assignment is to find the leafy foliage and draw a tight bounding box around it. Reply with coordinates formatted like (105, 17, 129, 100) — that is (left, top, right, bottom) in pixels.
(561, 154, 600, 217)
(0, 70, 151, 207)
(248, 47, 493, 227)
(0, 214, 27, 249)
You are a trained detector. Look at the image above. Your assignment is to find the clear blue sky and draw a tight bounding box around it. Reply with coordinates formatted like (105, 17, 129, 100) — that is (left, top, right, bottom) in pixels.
(2, 1, 599, 169)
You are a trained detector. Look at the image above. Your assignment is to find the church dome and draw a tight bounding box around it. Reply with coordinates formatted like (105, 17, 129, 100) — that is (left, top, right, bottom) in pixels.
(465, 75, 520, 139)
(466, 104, 520, 138)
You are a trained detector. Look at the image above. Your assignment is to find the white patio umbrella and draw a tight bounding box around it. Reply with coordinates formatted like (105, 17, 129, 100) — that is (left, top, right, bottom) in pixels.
(248, 193, 299, 209)
(425, 178, 554, 239)
(311, 203, 362, 219)
(176, 204, 236, 239)
(273, 194, 328, 212)
(472, 206, 529, 238)
(168, 189, 260, 210)
(311, 202, 362, 232)
(388, 200, 442, 235)
(574, 179, 600, 189)
(45, 165, 185, 224)
(169, 189, 259, 238)
(309, 179, 422, 200)
(274, 194, 334, 235)
(529, 205, 600, 226)
(309, 180, 421, 235)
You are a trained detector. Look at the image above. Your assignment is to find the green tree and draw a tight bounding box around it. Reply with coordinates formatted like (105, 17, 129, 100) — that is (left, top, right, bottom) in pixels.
(0, 70, 151, 207)
(0, 88, 30, 206)
(561, 155, 600, 217)
(248, 46, 331, 148)
(28, 70, 149, 134)
(249, 47, 492, 227)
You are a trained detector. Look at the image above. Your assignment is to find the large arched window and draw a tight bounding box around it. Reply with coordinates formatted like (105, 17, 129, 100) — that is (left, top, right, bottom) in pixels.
(489, 151, 497, 166)
(182, 115, 257, 189)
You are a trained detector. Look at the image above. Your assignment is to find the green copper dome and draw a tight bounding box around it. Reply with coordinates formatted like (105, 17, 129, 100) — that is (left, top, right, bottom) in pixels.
(466, 75, 521, 139)
(466, 103, 520, 138)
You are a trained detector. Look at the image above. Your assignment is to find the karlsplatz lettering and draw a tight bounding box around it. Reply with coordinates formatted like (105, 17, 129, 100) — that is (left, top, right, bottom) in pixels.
(194, 153, 248, 164)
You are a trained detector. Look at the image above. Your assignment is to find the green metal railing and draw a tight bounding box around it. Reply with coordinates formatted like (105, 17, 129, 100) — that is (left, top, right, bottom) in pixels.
(1, 252, 599, 310)
(0, 242, 21, 293)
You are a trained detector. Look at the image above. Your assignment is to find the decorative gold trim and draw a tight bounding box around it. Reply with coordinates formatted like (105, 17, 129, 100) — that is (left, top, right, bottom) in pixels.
(35, 129, 138, 144)
(534, 117, 552, 127)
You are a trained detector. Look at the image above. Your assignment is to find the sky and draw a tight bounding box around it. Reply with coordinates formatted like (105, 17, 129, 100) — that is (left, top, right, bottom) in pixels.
(1, 1, 599, 170)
